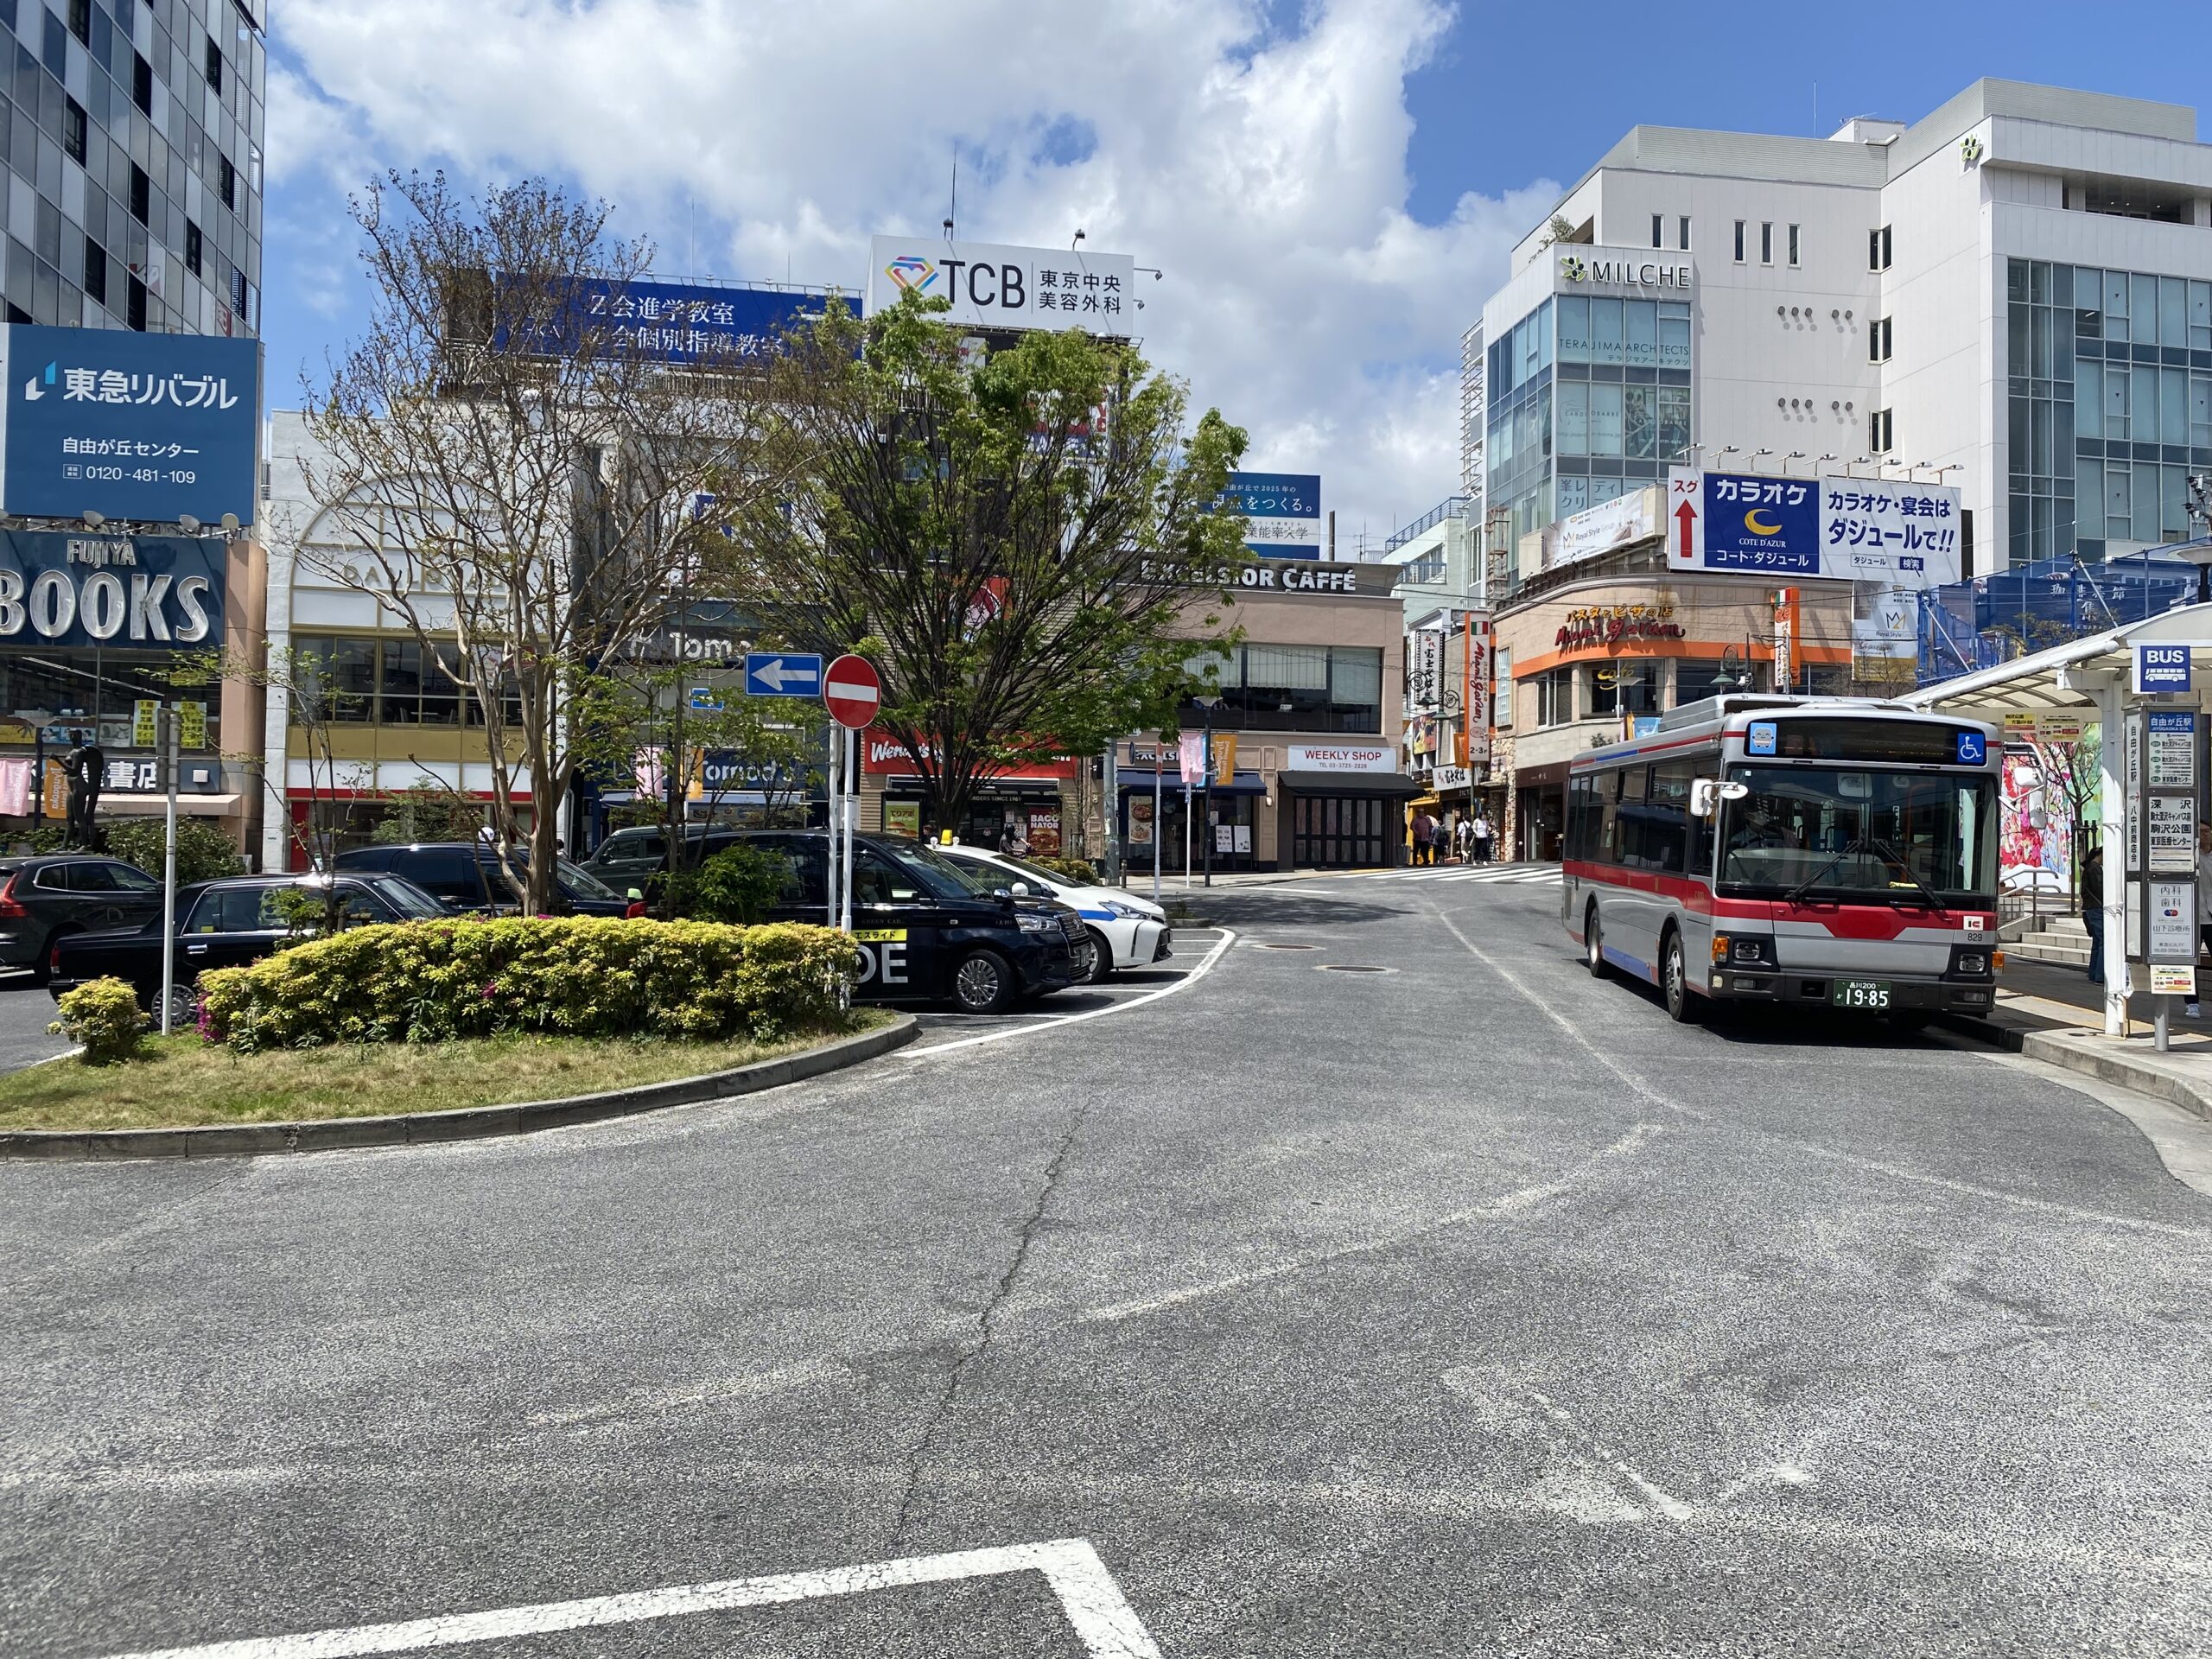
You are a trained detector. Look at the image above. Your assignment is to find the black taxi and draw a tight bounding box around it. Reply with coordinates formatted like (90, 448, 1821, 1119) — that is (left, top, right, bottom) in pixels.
(738, 830, 1085, 1013)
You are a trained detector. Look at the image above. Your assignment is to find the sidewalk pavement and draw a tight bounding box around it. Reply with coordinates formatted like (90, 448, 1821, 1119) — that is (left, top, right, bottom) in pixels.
(1952, 952, 2212, 1123)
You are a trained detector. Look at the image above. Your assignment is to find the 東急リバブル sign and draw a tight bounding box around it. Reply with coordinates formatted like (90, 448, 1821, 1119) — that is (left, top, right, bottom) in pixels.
(867, 237, 1135, 334)
(0, 531, 222, 650)
(3, 325, 258, 526)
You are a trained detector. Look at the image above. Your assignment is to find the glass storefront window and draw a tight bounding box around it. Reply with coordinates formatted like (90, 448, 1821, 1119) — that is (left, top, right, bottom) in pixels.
(1556, 295, 1588, 363)
(1556, 380, 1586, 454)
(1590, 298, 1624, 367)
(1658, 302, 1690, 370)
(1624, 385, 1656, 459)
(1587, 383, 1624, 456)
(1624, 302, 1657, 368)
(1657, 385, 1691, 461)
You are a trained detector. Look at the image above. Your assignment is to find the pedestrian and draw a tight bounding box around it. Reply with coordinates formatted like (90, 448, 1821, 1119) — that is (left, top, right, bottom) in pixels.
(2081, 842, 2105, 985)
(1472, 810, 1493, 865)
(1455, 817, 1474, 862)
(1412, 809, 1435, 866)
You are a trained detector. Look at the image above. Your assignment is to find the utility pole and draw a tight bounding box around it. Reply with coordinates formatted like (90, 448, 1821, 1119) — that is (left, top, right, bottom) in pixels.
(158, 706, 179, 1035)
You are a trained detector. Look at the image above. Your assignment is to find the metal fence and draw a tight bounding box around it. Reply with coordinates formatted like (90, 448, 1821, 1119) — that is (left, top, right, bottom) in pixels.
(1917, 545, 2210, 685)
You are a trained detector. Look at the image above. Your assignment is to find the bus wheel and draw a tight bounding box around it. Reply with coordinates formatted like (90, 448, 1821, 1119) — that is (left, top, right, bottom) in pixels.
(1662, 931, 1701, 1025)
(1584, 906, 1609, 978)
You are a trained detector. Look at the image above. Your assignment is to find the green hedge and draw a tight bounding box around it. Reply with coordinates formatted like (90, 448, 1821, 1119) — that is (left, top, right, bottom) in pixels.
(197, 917, 858, 1053)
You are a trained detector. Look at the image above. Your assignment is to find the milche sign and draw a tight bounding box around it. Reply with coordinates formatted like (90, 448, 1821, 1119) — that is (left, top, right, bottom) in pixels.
(1557, 252, 1694, 290)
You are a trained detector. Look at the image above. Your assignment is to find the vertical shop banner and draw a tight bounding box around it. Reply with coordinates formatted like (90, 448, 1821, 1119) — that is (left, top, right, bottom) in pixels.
(1211, 734, 1238, 786)
(1128, 796, 1154, 847)
(1851, 584, 1918, 685)
(1178, 732, 1208, 786)
(1772, 588, 1799, 692)
(1027, 809, 1063, 855)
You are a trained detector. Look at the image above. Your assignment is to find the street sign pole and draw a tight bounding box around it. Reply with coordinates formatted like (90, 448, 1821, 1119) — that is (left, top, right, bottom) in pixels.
(825, 722, 842, 936)
(841, 727, 856, 934)
(1152, 756, 1162, 903)
(158, 706, 179, 1036)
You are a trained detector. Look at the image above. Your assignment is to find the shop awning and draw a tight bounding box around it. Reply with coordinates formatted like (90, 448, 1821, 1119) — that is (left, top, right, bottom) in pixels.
(1278, 770, 1424, 798)
(1117, 769, 1268, 797)
(95, 793, 243, 817)
(1903, 601, 2212, 715)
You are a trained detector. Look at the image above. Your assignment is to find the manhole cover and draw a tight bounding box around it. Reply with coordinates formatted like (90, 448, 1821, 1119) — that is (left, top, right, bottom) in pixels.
(1317, 963, 1395, 974)
(1252, 942, 1319, 950)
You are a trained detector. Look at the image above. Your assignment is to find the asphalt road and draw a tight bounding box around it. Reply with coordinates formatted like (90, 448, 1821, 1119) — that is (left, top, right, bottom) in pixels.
(5, 872, 2212, 1656)
(0, 968, 71, 1070)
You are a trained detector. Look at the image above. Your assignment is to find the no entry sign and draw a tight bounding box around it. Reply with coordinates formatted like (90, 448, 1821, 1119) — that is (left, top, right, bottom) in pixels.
(823, 653, 882, 729)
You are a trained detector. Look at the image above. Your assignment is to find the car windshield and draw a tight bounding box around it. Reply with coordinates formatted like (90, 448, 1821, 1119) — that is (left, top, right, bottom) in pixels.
(1719, 765, 1999, 899)
(365, 875, 449, 918)
(890, 842, 1001, 900)
(980, 850, 1071, 891)
(557, 859, 619, 899)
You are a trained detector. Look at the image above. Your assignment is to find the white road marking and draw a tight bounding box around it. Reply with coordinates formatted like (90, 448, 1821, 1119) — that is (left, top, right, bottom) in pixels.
(1081, 1121, 1662, 1324)
(98, 1538, 1161, 1659)
(1430, 906, 2212, 1243)
(907, 929, 1236, 1057)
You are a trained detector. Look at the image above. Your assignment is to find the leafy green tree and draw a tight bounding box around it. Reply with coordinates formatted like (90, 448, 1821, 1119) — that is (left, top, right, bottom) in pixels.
(92, 817, 245, 887)
(731, 291, 1249, 836)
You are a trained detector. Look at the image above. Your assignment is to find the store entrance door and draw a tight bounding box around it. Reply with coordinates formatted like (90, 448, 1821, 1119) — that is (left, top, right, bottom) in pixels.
(1291, 794, 1392, 868)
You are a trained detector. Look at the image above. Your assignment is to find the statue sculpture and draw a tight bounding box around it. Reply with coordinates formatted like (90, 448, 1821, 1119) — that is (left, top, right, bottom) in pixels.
(63, 740, 104, 850)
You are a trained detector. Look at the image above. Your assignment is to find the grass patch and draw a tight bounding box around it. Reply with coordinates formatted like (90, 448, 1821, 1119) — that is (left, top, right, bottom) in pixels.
(0, 1010, 894, 1134)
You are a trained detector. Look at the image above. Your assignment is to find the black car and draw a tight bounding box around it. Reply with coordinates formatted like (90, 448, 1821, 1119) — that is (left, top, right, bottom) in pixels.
(0, 855, 167, 982)
(739, 830, 1085, 1014)
(332, 843, 639, 916)
(581, 824, 747, 887)
(49, 872, 451, 1026)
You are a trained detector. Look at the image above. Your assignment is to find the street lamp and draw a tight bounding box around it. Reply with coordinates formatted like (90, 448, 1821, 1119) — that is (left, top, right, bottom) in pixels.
(1195, 694, 1223, 887)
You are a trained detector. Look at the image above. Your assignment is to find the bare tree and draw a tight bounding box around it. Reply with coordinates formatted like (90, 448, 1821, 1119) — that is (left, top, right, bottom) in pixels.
(732, 292, 1249, 836)
(289, 172, 791, 912)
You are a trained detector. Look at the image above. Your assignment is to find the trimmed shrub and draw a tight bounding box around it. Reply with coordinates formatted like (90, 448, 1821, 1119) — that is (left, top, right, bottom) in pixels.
(48, 976, 148, 1065)
(199, 917, 858, 1053)
(689, 844, 795, 925)
(1034, 856, 1099, 886)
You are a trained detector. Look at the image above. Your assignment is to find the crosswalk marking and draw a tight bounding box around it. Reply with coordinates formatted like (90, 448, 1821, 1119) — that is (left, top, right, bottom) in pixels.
(1359, 863, 1561, 885)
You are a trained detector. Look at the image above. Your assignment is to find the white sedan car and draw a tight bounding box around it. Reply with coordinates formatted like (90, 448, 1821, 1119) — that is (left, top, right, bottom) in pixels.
(936, 844, 1170, 983)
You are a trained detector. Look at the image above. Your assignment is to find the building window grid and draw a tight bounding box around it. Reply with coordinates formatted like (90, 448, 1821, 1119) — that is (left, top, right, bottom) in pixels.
(1678, 215, 1690, 251)
(1870, 224, 1893, 271)
(1760, 222, 1773, 264)
(2056, 257, 2212, 559)
(1732, 219, 1745, 263)
(1787, 224, 1800, 266)
(1869, 315, 1892, 363)
(0, 3, 268, 337)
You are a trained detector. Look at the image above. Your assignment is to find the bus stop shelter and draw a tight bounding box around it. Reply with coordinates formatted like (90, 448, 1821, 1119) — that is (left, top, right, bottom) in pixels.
(1904, 602, 2212, 1038)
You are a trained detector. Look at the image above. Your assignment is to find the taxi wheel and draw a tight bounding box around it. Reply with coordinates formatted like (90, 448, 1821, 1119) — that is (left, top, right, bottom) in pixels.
(950, 948, 1015, 1015)
(1083, 929, 1114, 984)
(159, 983, 200, 1032)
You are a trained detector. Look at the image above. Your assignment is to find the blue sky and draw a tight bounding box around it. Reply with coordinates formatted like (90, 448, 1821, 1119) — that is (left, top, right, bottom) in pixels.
(261, 0, 2209, 546)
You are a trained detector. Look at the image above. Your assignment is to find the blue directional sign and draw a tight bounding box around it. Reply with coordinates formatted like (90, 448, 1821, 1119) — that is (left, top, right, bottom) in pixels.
(2134, 643, 2193, 695)
(744, 652, 823, 697)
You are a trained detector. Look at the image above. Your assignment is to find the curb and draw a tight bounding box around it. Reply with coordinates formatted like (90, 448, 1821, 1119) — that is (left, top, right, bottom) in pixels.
(1939, 1012, 2212, 1123)
(0, 1014, 918, 1162)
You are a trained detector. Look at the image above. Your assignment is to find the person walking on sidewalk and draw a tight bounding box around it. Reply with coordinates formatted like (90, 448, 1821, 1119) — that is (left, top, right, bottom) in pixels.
(1472, 810, 1494, 865)
(2082, 842, 2106, 985)
(1412, 809, 1436, 867)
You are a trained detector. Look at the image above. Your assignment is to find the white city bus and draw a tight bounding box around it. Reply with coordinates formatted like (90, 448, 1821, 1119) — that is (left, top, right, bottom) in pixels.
(1561, 696, 2003, 1026)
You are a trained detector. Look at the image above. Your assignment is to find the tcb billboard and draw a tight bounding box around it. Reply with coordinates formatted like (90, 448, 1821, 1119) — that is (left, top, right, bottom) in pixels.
(2, 325, 260, 526)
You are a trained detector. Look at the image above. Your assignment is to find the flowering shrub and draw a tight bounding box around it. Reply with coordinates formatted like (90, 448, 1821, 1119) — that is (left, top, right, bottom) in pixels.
(198, 918, 858, 1054)
(48, 976, 149, 1065)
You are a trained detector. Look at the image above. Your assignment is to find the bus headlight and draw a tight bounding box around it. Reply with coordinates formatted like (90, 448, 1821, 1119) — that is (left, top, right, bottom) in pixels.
(1951, 947, 1993, 978)
(1714, 933, 1777, 967)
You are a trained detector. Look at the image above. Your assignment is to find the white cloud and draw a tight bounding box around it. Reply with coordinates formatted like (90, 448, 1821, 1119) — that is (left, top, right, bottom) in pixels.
(270, 0, 1555, 541)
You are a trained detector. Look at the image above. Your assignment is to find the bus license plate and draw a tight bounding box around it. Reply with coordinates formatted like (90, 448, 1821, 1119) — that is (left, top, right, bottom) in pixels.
(1833, 980, 1891, 1010)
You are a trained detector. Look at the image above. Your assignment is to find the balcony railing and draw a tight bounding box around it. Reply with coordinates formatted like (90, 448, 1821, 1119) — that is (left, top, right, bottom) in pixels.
(1383, 496, 1471, 555)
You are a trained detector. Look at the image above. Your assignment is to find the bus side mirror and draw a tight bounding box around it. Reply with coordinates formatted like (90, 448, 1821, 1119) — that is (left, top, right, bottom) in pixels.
(1689, 779, 1750, 818)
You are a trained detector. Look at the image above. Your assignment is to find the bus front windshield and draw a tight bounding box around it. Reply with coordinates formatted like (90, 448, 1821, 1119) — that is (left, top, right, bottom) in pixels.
(1718, 766, 1998, 902)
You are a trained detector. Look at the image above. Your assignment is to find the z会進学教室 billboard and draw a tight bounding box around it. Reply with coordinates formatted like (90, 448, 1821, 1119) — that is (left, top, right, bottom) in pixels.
(2, 325, 259, 527)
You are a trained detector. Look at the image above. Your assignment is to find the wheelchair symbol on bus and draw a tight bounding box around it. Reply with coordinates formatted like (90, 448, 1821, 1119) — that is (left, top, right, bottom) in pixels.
(1955, 731, 1986, 765)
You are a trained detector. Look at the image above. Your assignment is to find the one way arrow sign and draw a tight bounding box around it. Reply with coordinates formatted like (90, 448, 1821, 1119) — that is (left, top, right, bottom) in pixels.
(745, 652, 823, 697)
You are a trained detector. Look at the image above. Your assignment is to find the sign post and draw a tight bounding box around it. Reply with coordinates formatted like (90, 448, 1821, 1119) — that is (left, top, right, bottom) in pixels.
(157, 706, 179, 1035)
(821, 655, 882, 937)
(2132, 696, 2199, 1050)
